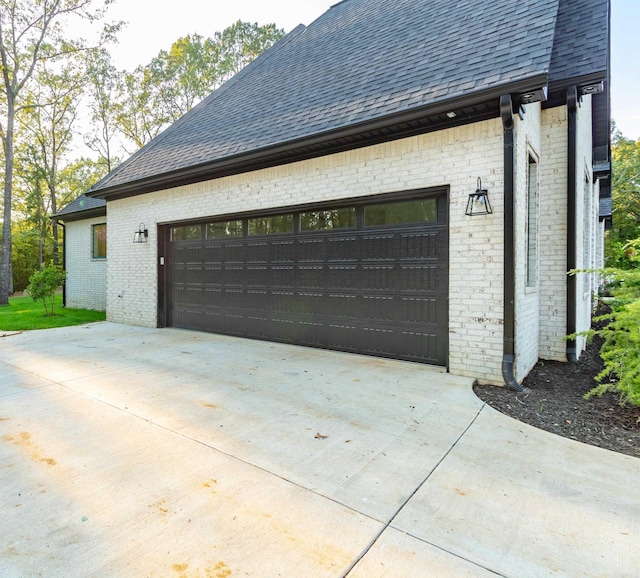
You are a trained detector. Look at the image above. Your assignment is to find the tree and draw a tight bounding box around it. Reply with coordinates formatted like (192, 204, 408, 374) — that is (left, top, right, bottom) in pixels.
(113, 65, 168, 153)
(84, 47, 121, 172)
(608, 129, 640, 248)
(215, 21, 283, 82)
(145, 34, 221, 123)
(113, 22, 284, 153)
(10, 155, 109, 293)
(0, 0, 117, 305)
(19, 64, 84, 265)
(13, 140, 51, 271)
(606, 126, 640, 269)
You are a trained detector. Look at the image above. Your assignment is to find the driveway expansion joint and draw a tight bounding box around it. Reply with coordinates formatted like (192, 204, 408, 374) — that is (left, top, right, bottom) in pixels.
(341, 405, 486, 576)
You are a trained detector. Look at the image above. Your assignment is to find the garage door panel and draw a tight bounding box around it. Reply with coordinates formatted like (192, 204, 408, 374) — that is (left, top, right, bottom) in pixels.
(400, 231, 439, 259)
(166, 194, 448, 365)
(327, 236, 358, 261)
(400, 265, 438, 292)
(361, 234, 398, 261)
(298, 238, 324, 261)
(297, 265, 324, 289)
(361, 264, 396, 291)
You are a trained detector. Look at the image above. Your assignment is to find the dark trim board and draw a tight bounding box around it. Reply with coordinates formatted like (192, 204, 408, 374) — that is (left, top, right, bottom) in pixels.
(158, 188, 449, 366)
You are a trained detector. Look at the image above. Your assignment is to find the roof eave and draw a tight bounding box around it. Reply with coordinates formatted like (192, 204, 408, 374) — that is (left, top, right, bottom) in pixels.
(51, 207, 107, 222)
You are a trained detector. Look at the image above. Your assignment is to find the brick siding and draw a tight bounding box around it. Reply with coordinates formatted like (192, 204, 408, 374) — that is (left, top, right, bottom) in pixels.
(64, 216, 107, 311)
(105, 105, 597, 385)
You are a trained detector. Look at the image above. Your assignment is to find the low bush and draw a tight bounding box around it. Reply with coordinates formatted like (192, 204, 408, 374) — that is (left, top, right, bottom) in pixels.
(26, 261, 66, 316)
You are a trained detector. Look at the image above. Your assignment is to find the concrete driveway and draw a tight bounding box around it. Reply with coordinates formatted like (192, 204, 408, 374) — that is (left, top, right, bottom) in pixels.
(1, 322, 638, 577)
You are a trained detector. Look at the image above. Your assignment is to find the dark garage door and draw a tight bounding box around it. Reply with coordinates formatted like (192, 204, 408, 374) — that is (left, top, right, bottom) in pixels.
(163, 191, 448, 365)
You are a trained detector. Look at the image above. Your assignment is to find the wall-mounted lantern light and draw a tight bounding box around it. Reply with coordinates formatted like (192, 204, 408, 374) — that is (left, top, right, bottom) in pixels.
(133, 223, 148, 243)
(465, 178, 493, 216)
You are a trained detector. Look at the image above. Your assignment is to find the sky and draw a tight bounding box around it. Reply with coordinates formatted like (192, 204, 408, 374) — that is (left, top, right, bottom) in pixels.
(85, 0, 638, 140)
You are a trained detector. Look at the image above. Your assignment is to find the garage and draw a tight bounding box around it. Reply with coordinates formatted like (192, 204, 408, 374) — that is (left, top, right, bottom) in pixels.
(160, 190, 448, 365)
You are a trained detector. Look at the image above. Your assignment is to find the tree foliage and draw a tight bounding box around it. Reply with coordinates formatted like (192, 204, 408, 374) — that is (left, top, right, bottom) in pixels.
(113, 21, 284, 151)
(84, 48, 120, 172)
(0, 0, 118, 304)
(18, 64, 85, 264)
(606, 128, 640, 265)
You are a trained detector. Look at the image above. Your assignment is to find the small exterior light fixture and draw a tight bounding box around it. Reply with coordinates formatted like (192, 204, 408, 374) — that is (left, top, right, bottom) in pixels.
(465, 178, 493, 216)
(133, 223, 148, 243)
(580, 82, 604, 95)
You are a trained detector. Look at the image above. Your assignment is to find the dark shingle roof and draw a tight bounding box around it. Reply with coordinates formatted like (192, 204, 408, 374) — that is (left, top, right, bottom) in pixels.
(88, 0, 608, 199)
(549, 0, 609, 85)
(53, 194, 106, 221)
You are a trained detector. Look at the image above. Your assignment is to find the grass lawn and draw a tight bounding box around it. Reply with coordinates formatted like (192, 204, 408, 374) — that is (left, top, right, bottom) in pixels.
(0, 294, 106, 331)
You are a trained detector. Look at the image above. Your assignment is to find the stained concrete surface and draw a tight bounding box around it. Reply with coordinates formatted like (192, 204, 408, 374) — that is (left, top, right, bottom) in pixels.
(0, 322, 638, 577)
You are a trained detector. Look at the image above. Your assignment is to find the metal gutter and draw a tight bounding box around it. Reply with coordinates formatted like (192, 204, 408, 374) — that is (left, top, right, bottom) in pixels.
(52, 207, 106, 222)
(500, 94, 527, 393)
(566, 86, 579, 363)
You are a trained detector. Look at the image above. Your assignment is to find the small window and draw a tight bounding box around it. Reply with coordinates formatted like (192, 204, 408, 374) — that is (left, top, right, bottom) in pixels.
(171, 225, 202, 241)
(92, 224, 107, 259)
(248, 214, 293, 235)
(526, 156, 538, 287)
(207, 220, 243, 238)
(301, 208, 356, 231)
(364, 198, 437, 226)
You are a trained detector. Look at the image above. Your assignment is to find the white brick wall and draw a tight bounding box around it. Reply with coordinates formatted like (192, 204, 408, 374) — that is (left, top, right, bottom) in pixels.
(108, 119, 507, 384)
(64, 216, 107, 311)
(539, 107, 568, 361)
(105, 105, 598, 385)
(537, 97, 597, 362)
(513, 103, 542, 381)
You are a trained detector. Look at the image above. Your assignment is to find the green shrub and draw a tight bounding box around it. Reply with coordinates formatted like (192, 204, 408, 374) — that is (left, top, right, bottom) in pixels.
(26, 261, 66, 317)
(583, 239, 640, 407)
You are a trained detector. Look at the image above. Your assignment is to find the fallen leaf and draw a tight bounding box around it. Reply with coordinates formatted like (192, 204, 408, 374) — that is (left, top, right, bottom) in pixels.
(315, 433, 328, 439)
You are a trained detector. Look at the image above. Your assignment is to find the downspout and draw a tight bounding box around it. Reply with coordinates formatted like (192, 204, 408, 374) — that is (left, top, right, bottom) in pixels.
(57, 219, 66, 307)
(566, 86, 579, 362)
(500, 94, 527, 392)
(56, 219, 67, 307)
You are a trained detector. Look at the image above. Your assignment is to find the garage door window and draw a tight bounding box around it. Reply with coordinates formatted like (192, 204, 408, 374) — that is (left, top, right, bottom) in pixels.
(171, 225, 202, 241)
(248, 214, 294, 235)
(207, 220, 243, 238)
(364, 198, 437, 226)
(301, 208, 355, 231)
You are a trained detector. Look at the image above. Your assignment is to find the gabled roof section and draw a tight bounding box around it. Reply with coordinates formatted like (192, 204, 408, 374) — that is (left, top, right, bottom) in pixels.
(90, 0, 571, 200)
(53, 194, 106, 221)
(548, 0, 609, 87)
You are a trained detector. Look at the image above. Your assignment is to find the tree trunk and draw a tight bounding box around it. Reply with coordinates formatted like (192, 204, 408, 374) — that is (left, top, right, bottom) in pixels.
(51, 183, 59, 266)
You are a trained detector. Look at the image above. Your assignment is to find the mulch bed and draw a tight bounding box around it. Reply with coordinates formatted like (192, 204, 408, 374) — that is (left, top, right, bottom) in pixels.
(474, 330, 640, 459)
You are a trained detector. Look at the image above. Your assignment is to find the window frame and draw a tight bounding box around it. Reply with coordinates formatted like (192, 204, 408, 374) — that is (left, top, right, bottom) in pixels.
(525, 152, 539, 288)
(92, 223, 107, 260)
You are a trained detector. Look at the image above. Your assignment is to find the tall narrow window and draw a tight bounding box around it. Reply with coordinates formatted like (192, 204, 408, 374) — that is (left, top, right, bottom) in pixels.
(92, 223, 107, 259)
(526, 156, 538, 287)
(583, 175, 592, 293)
